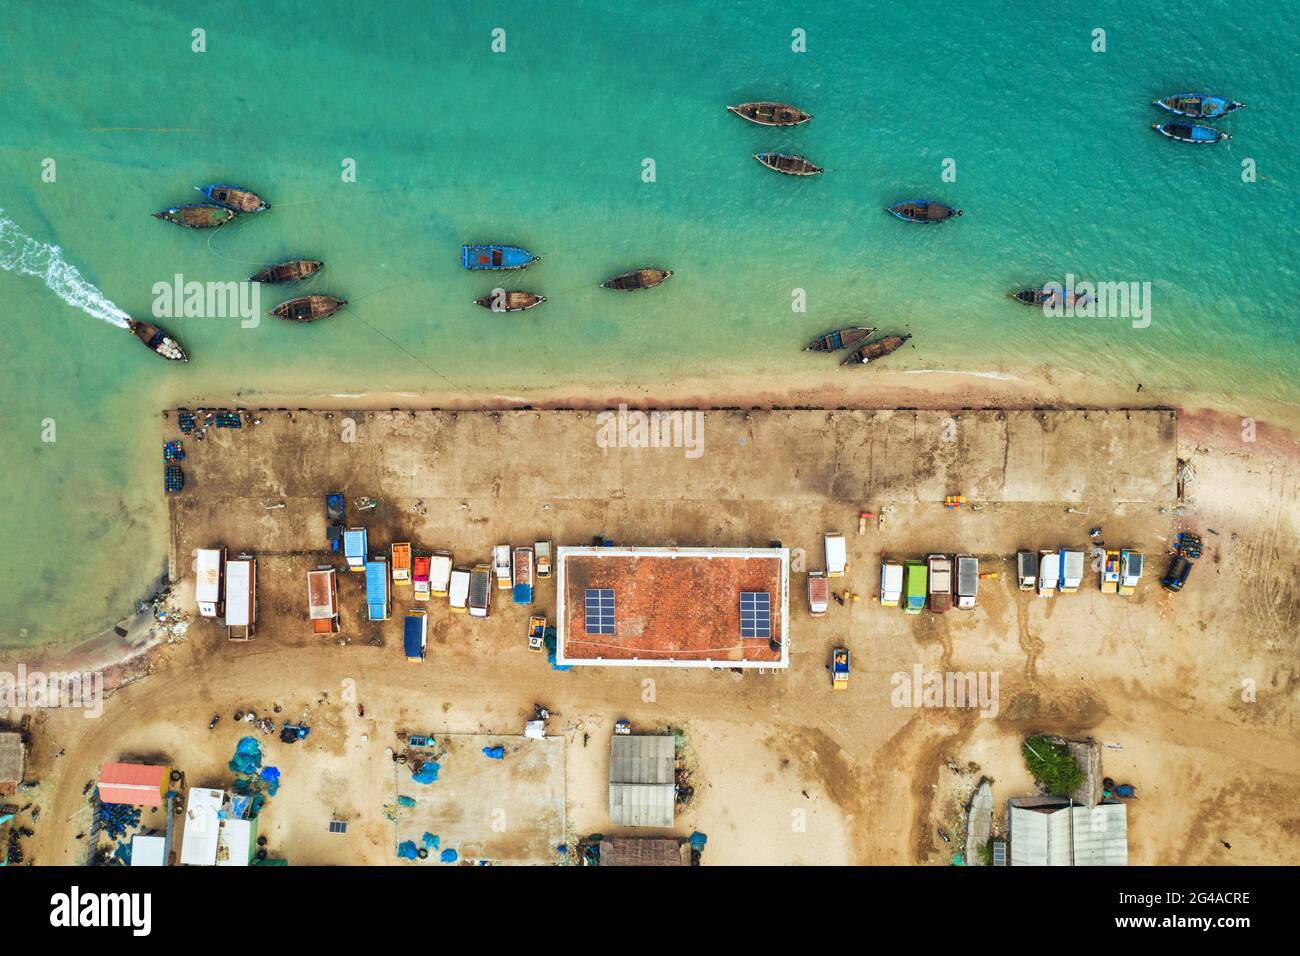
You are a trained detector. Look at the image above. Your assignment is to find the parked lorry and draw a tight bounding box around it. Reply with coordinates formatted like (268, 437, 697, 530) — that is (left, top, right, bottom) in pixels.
(325, 493, 344, 552)
(807, 571, 829, 616)
(448, 567, 470, 612)
(365, 558, 390, 622)
(535, 541, 552, 578)
(905, 562, 927, 614)
(391, 543, 412, 586)
(195, 547, 226, 618)
(927, 554, 953, 613)
(1016, 550, 1038, 591)
(832, 648, 850, 690)
(955, 555, 978, 609)
(343, 528, 367, 572)
(1100, 549, 1121, 593)
(824, 532, 847, 577)
(306, 567, 339, 635)
(403, 610, 427, 662)
(225, 556, 257, 641)
(879, 562, 904, 607)
(527, 615, 546, 653)
(469, 564, 493, 618)
(1119, 550, 1144, 596)
(1060, 549, 1085, 593)
(1037, 550, 1059, 596)
(429, 551, 453, 596)
(493, 545, 512, 590)
(1160, 555, 1192, 593)
(412, 555, 431, 601)
(512, 546, 534, 605)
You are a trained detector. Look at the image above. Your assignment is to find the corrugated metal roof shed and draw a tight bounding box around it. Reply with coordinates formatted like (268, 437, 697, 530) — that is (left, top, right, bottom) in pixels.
(180, 788, 225, 866)
(1008, 798, 1128, 866)
(609, 735, 676, 828)
(98, 762, 168, 807)
(0, 733, 24, 788)
(130, 834, 167, 867)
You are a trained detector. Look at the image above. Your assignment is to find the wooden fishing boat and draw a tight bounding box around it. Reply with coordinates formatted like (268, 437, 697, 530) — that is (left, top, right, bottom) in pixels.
(754, 152, 823, 176)
(841, 334, 912, 367)
(727, 101, 812, 127)
(1009, 288, 1093, 308)
(804, 326, 877, 352)
(250, 259, 323, 284)
(270, 294, 347, 322)
(127, 319, 188, 362)
(886, 201, 961, 223)
(473, 290, 546, 312)
(601, 268, 672, 291)
(1151, 122, 1230, 144)
(1152, 93, 1244, 119)
(196, 184, 270, 212)
(461, 244, 538, 270)
(153, 203, 237, 228)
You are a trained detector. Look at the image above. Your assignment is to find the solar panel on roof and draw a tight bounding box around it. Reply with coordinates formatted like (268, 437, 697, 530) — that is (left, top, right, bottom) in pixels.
(585, 588, 616, 635)
(740, 591, 771, 638)
(328, 820, 348, 834)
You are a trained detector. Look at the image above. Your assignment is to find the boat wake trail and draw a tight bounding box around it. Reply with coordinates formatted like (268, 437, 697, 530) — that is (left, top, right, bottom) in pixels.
(0, 210, 131, 328)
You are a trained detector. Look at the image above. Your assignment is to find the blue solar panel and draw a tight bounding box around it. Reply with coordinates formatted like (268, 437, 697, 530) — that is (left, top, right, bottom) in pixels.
(740, 591, 771, 638)
(585, 588, 616, 635)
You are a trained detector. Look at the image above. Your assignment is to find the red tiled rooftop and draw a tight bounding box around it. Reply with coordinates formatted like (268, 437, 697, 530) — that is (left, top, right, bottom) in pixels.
(558, 547, 788, 666)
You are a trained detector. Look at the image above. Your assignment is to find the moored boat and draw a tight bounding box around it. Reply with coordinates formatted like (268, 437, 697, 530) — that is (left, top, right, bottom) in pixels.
(804, 326, 878, 352)
(196, 184, 270, 212)
(250, 259, 323, 284)
(886, 200, 961, 223)
(727, 101, 812, 127)
(270, 294, 347, 322)
(601, 268, 672, 291)
(127, 319, 188, 361)
(1008, 288, 1093, 308)
(841, 334, 912, 367)
(754, 152, 823, 176)
(462, 244, 539, 270)
(1151, 122, 1230, 143)
(153, 203, 237, 228)
(474, 290, 546, 312)
(1152, 93, 1244, 119)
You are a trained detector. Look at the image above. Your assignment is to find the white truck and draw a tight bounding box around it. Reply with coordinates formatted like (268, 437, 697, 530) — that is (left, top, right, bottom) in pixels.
(879, 562, 904, 606)
(824, 533, 847, 577)
(955, 555, 978, 609)
(448, 567, 471, 612)
(429, 551, 453, 596)
(492, 545, 512, 590)
(1037, 550, 1059, 596)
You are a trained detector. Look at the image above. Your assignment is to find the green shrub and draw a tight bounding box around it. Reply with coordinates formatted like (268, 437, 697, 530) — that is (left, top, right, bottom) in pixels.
(1022, 735, 1083, 796)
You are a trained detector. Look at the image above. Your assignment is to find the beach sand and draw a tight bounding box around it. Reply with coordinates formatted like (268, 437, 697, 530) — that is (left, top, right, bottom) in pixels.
(7, 390, 1300, 867)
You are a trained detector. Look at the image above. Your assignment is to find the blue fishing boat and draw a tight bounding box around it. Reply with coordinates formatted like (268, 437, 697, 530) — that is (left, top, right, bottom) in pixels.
(1152, 93, 1244, 120)
(886, 200, 962, 223)
(461, 244, 539, 270)
(1151, 122, 1231, 144)
(195, 184, 270, 212)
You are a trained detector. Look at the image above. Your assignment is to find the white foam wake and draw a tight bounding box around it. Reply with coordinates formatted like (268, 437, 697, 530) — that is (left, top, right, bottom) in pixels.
(0, 209, 130, 328)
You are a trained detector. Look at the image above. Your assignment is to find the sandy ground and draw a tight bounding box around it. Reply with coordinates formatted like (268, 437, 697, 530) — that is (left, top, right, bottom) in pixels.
(5, 404, 1300, 867)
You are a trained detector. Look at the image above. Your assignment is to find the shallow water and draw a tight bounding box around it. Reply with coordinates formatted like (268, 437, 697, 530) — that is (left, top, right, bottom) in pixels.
(1, 0, 1296, 645)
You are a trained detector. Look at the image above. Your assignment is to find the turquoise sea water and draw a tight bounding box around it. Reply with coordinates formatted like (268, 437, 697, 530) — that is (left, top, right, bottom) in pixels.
(1, 0, 1297, 646)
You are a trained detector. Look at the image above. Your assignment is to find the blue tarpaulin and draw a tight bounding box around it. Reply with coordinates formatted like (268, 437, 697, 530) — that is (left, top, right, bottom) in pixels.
(440, 848, 458, 864)
(397, 796, 416, 808)
(422, 832, 440, 849)
(229, 737, 263, 776)
(412, 762, 441, 784)
(481, 746, 505, 760)
(690, 831, 708, 851)
(397, 841, 419, 861)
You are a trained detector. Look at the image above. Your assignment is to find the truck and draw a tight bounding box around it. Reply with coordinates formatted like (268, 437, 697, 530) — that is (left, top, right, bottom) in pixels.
(342, 528, 367, 572)
(1119, 550, 1144, 596)
(448, 567, 471, 612)
(403, 610, 427, 663)
(429, 551, 453, 596)
(535, 541, 552, 578)
(1100, 549, 1121, 593)
(1037, 550, 1059, 596)
(391, 543, 412, 586)
(807, 572, 829, 616)
(904, 561, 927, 615)
(492, 545, 512, 590)
(195, 547, 226, 618)
(306, 567, 339, 635)
(824, 532, 847, 577)
(879, 562, 904, 607)
(469, 564, 493, 618)
(412, 555, 431, 601)
(955, 555, 978, 609)
(927, 554, 953, 613)
(325, 493, 344, 552)
(1059, 549, 1085, 593)
(512, 546, 534, 605)
(1016, 550, 1038, 591)
(831, 648, 850, 690)
(365, 558, 390, 622)
(225, 556, 257, 641)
